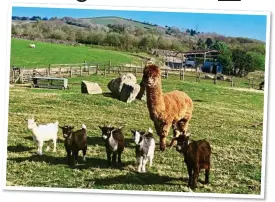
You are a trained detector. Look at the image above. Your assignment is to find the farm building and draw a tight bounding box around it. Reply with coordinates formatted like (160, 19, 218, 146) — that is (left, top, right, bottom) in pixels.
(153, 48, 221, 72)
(201, 61, 223, 74)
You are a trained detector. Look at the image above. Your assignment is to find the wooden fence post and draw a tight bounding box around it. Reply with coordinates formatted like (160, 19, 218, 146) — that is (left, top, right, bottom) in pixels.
(59, 67, 62, 77)
(214, 74, 217, 84)
(70, 66, 73, 77)
(48, 64, 51, 76)
(96, 64, 99, 75)
(135, 66, 137, 77)
(19, 68, 23, 84)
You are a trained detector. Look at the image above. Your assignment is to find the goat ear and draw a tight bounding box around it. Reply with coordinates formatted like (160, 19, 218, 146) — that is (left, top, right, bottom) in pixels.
(148, 127, 153, 133)
(169, 137, 178, 147)
(130, 130, 135, 134)
(185, 132, 191, 137)
(34, 119, 37, 122)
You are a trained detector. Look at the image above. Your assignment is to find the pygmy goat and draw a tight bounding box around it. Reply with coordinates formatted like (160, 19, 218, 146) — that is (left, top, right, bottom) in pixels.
(169, 132, 211, 189)
(99, 125, 124, 168)
(131, 127, 155, 173)
(25, 116, 58, 155)
(59, 124, 87, 166)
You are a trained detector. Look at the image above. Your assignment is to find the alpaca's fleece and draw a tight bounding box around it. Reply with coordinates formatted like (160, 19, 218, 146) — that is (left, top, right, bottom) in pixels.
(142, 64, 193, 151)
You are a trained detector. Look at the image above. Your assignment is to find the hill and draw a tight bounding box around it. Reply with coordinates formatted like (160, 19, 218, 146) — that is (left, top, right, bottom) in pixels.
(10, 38, 142, 68)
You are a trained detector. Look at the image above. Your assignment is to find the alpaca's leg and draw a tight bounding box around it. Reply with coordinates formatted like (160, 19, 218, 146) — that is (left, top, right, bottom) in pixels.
(159, 123, 172, 151)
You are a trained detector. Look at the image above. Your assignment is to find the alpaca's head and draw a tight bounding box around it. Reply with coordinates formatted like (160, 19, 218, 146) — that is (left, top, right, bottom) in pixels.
(142, 64, 161, 87)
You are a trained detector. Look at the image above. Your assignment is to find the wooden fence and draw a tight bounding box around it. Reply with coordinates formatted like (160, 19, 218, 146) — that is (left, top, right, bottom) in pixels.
(9, 61, 263, 90)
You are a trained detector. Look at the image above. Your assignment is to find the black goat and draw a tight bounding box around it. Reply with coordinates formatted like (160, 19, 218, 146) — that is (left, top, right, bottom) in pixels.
(169, 132, 211, 189)
(59, 124, 87, 166)
(99, 125, 124, 168)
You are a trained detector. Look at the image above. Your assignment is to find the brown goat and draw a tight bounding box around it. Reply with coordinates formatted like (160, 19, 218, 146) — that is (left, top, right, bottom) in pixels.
(169, 133, 211, 189)
(141, 64, 193, 151)
(59, 124, 87, 166)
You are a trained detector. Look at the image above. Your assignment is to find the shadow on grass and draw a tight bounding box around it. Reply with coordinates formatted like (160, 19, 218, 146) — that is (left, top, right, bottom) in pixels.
(102, 92, 113, 98)
(7, 154, 133, 170)
(23, 136, 64, 143)
(87, 136, 135, 148)
(90, 172, 186, 186)
(7, 144, 35, 153)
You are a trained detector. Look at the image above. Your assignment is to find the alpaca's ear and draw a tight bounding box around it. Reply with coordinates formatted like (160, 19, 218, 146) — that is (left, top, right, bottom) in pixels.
(130, 130, 135, 135)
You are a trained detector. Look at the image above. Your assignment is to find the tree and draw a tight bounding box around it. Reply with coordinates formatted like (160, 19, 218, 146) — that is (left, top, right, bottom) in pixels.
(205, 38, 213, 49)
(212, 41, 233, 75)
(247, 51, 265, 71)
(196, 38, 207, 50)
(231, 48, 255, 77)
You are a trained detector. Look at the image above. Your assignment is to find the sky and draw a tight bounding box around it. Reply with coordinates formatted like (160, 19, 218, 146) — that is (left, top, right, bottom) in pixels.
(12, 6, 268, 42)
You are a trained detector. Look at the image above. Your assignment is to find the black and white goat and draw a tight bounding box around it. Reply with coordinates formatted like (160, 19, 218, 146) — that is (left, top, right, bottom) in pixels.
(59, 124, 87, 166)
(99, 125, 124, 168)
(131, 127, 155, 173)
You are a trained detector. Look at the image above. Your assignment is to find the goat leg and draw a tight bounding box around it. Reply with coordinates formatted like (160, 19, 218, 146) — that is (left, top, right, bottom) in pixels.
(107, 152, 112, 167)
(187, 164, 193, 187)
(138, 156, 143, 173)
(205, 168, 210, 184)
(66, 150, 72, 165)
(117, 151, 123, 168)
(82, 146, 87, 162)
(112, 152, 117, 167)
(72, 151, 79, 166)
(191, 165, 199, 189)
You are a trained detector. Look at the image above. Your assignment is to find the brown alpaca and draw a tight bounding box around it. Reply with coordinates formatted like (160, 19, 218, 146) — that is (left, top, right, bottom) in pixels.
(141, 64, 193, 151)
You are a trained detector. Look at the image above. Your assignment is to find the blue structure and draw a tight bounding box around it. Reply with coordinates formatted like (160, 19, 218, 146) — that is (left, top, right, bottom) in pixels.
(201, 61, 223, 74)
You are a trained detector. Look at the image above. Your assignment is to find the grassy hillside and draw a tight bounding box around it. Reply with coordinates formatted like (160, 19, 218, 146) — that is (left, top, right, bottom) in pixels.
(7, 74, 264, 194)
(10, 38, 142, 68)
(80, 16, 160, 30)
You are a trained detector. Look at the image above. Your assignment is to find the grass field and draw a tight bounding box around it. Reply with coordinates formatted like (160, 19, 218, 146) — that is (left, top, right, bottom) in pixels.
(6, 73, 265, 195)
(10, 38, 142, 68)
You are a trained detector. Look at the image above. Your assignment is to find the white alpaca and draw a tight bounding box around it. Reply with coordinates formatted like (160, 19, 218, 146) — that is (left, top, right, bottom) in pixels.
(26, 116, 59, 155)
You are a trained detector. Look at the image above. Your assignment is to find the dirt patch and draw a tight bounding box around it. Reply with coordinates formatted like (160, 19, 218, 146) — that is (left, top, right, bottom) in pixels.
(226, 87, 264, 93)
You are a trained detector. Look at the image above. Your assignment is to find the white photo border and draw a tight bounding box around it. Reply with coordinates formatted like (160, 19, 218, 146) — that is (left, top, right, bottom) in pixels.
(2, 1, 271, 200)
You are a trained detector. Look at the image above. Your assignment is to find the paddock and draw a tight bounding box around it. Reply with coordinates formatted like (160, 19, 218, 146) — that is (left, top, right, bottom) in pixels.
(6, 73, 264, 194)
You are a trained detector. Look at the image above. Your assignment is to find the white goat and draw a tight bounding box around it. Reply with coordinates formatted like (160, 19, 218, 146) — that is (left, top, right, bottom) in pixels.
(131, 127, 155, 173)
(26, 116, 59, 155)
(29, 44, 35, 48)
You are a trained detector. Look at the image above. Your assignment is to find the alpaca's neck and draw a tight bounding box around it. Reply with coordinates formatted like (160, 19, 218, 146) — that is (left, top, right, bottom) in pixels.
(146, 82, 165, 116)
